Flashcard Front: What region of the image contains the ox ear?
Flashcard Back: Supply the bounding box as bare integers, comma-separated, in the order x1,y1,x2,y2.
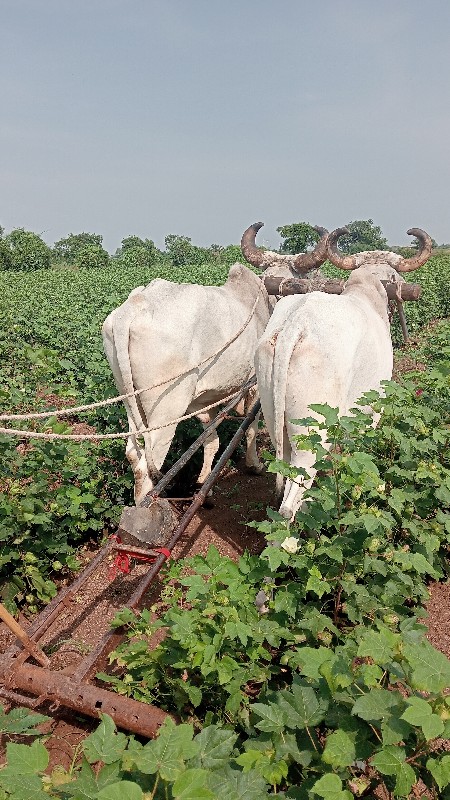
326,228,358,270
396,228,433,273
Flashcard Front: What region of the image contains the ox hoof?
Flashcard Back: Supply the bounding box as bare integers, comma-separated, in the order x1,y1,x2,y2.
245,463,265,476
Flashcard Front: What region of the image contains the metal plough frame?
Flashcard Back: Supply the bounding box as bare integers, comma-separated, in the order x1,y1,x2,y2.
0,381,261,738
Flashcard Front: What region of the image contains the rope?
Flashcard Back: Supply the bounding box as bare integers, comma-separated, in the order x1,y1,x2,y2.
0,291,263,422
0,386,253,442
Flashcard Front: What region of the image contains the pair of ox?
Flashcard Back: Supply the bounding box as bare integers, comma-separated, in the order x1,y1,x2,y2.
102,224,431,518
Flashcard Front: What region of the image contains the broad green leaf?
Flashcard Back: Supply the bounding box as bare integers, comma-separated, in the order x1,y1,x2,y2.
83,714,127,764
96,781,143,800
209,766,269,799
0,705,50,735
130,718,198,781
193,726,238,770
276,682,328,729
372,746,416,796
0,771,48,800
381,716,412,746
322,729,356,768
4,740,49,773
291,646,333,680
404,640,450,693
311,772,353,799
251,701,287,733
401,696,444,740
64,758,121,799
172,768,214,799
427,754,450,791
357,627,399,664
352,688,400,722
306,566,331,598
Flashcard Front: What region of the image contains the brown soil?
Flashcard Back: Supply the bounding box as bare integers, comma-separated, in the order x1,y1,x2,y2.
0,460,276,772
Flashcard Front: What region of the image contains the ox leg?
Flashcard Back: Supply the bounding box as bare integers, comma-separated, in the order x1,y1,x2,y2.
126,428,154,505
279,424,329,521
196,410,220,486
243,387,264,475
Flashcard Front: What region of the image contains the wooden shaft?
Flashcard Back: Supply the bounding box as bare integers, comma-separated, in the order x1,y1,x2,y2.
0,604,50,667
263,275,422,302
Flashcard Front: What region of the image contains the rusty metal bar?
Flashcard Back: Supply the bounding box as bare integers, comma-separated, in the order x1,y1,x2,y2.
263,275,422,302
0,539,115,666
139,376,256,508
1,663,170,738
71,398,262,682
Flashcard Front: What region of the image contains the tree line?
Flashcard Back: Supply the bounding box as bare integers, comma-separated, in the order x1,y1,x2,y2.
0,220,447,272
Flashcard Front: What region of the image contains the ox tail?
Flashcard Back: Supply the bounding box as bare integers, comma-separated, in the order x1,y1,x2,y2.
112,293,150,438
272,309,306,496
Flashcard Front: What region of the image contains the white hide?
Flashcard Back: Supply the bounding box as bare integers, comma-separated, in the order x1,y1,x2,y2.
255,263,399,520
102,264,270,504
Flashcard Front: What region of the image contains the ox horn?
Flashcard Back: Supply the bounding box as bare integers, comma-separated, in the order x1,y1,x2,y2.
396,228,433,273
326,227,358,270
241,222,329,274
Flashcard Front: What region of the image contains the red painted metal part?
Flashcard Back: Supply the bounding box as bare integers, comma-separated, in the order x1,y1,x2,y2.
0,394,261,738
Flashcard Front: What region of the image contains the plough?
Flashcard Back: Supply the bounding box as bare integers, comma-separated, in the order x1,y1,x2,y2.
0,380,260,738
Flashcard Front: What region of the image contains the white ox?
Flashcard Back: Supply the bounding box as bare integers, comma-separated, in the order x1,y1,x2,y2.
102,226,329,504
255,227,432,520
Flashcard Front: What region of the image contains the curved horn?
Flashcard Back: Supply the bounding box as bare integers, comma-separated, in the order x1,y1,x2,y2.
396,228,433,273
241,222,329,273
326,227,358,270
240,222,266,268
291,226,329,275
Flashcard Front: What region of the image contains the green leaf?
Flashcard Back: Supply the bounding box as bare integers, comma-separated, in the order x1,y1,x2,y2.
172,768,214,799
357,627,399,664
83,714,127,764
404,640,450,693
0,772,48,800
251,701,287,733
401,696,444,740
0,706,50,735
306,566,331,598
96,781,143,800
372,746,416,796
322,729,356,768
194,726,238,770
427,754,450,791
352,688,400,722
311,772,353,799
4,740,49,773
209,766,269,799
276,681,328,729
129,718,198,781
292,646,334,680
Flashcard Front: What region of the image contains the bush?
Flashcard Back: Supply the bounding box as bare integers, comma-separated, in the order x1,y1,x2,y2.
114,245,157,269
76,243,110,269
2,229,51,271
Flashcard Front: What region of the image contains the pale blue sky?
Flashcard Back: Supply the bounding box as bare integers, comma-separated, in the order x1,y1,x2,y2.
2,0,449,252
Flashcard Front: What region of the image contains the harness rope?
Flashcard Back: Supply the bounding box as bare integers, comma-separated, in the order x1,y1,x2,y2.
0,293,261,422
0,288,264,442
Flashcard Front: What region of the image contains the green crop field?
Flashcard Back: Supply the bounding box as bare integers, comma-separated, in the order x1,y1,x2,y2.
0,259,449,798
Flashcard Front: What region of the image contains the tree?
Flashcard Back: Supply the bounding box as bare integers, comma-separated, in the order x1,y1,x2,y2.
3,228,51,271
53,232,104,265
337,220,387,255
77,244,109,269
276,222,321,255
114,236,158,265
164,234,209,268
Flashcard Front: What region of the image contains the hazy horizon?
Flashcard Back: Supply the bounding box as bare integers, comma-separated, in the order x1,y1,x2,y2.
2,1,449,254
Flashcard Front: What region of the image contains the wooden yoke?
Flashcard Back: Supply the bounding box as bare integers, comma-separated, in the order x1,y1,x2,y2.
263,275,422,302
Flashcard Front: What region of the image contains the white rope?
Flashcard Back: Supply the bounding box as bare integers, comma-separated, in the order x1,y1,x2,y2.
0,291,263,422
0,387,254,442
